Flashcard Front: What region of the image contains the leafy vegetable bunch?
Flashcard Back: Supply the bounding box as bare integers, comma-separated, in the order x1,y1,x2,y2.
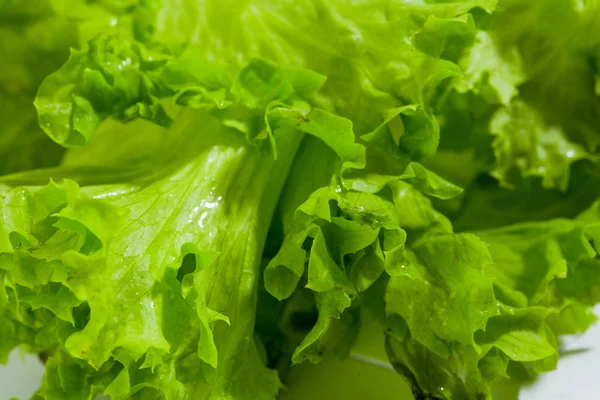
2,0,600,399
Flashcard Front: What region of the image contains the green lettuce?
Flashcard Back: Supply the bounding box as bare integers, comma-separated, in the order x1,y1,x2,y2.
0,1,76,174
2,1,600,400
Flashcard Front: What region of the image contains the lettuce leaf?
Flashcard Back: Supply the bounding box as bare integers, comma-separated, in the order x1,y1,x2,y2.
1,52,339,398
2,1,600,400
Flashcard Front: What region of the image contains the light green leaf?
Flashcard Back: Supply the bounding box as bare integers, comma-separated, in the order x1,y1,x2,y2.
291,290,353,364
475,219,596,306
386,233,497,356
475,305,556,362
489,100,588,190
454,30,526,105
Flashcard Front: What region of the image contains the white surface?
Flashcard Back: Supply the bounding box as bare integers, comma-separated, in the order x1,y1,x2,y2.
518,305,600,400
0,351,45,400
1,306,600,400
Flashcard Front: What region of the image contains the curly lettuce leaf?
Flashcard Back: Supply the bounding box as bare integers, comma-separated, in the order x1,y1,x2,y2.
384,210,600,399
386,234,498,357
4,1,600,400
434,0,600,193
2,55,338,400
